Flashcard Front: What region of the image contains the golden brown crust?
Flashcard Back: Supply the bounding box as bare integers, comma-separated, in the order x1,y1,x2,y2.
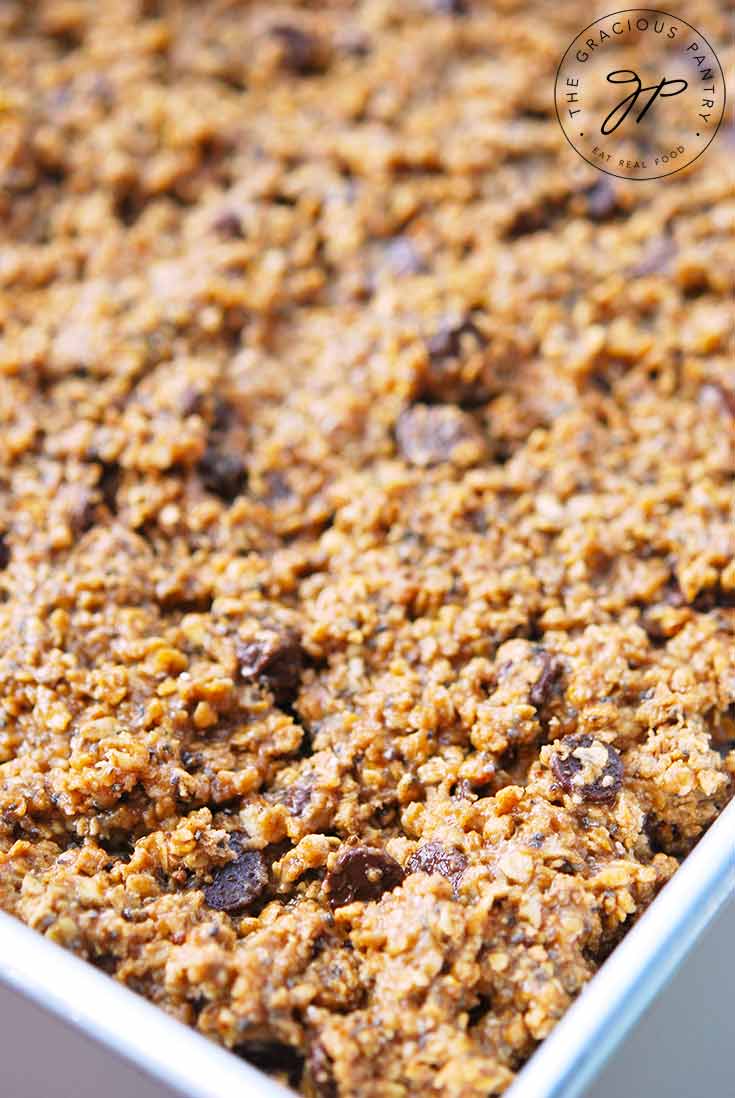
0,1,733,1095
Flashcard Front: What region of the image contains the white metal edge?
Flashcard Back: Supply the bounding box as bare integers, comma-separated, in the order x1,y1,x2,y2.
0,909,291,1098
507,798,735,1098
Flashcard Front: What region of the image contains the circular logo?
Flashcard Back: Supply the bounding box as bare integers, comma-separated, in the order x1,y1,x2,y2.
554,9,726,180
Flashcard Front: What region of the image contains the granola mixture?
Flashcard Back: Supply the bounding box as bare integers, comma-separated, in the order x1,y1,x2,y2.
0,2,733,1095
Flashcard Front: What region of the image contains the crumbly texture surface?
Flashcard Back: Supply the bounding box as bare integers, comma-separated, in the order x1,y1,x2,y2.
0,2,733,1095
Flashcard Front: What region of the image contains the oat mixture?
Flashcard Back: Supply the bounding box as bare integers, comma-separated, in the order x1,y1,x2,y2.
0,2,733,1095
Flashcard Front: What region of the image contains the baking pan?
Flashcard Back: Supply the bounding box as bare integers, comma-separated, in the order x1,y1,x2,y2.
1,799,733,1098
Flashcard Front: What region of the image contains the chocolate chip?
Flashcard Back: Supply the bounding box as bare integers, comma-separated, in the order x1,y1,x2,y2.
406,841,467,893
269,25,324,75
431,0,470,13
70,489,98,534
211,210,244,239
308,1041,337,1098
505,196,567,239
203,847,268,913
0,532,9,570
96,459,121,514
180,750,203,772
427,316,485,364
529,651,562,709
422,316,490,405
198,446,247,502
236,1042,304,1089
395,404,487,467
326,846,404,908
237,631,304,707
691,582,735,612
584,177,621,222
550,734,623,805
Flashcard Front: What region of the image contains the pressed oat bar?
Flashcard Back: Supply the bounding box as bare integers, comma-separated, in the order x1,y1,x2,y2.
0,2,733,1096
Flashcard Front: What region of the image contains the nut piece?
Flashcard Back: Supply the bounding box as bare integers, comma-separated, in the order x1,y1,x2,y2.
237,630,304,707
203,847,268,913
550,734,624,805
326,846,405,909
405,841,467,893
395,404,488,467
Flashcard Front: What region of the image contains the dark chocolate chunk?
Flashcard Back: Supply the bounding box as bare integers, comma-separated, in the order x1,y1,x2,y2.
70,489,98,534
97,459,121,514
406,841,467,893
550,734,623,805
584,177,621,222
0,532,9,570
203,848,268,913
431,0,470,13
395,404,487,467
237,630,304,707
505,196,567,239
308,1040,337,1098
198,446,247,502
427,316,485,364
326,846,405,908
269,25,324,75
691,582,735,612
422,315,490,405
529,651,562,709
236,1042,304,1089
211,210,244,239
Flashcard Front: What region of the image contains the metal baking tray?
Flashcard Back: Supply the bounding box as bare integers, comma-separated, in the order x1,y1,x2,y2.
1,799,733,1098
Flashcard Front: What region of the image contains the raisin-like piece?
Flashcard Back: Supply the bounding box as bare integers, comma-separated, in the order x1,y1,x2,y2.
395,404,487,467
198,446,247,502
550,734,623,804
326,846,404,908
406,841,467,893
237,631,304,708
0,532,9,570
203,847,268,913
529,651,562,709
